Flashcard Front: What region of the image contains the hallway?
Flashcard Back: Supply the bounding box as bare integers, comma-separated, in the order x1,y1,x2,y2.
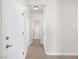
26,39,47,59
25,39,78,59
0,0,78,59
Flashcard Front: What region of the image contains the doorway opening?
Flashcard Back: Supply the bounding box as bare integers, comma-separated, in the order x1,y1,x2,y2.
27,5,46,47
26,5,46,59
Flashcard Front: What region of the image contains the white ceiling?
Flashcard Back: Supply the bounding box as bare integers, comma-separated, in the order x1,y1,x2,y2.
24,0,47,6
29,5,45,13
23,0,47,13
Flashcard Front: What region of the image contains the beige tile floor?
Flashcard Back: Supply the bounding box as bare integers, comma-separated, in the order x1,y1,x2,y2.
25,39,78,59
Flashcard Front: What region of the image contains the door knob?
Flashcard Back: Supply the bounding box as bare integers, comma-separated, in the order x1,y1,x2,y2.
6,44,13,48
22,32,24,35
22,12,24,16
6,36,9,40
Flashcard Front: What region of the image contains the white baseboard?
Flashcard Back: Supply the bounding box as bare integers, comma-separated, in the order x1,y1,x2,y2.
44,48,77,56
45,52,78,55
43,41,77,56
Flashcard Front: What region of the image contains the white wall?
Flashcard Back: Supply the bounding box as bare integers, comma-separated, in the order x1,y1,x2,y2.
44,0,78,55
58,0,78,55
0,0,2,57
45,0,78,55
26,0,78,55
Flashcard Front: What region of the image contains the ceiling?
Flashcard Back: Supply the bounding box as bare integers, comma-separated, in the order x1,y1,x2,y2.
24,0,48,7
29,5,45,13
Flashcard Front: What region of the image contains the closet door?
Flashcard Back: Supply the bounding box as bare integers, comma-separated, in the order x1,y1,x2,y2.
2,0,25,59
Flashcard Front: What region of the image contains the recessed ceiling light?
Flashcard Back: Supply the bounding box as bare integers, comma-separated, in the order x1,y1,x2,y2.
34,6,38,10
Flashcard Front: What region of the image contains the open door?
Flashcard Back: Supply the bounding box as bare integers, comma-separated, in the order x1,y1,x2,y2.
2,0,25,59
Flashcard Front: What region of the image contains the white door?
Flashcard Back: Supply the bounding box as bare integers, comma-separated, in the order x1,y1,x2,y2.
34,24,40,39
2,0,25,59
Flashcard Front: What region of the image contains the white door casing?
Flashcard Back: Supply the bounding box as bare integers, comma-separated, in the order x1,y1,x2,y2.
42,5,47,52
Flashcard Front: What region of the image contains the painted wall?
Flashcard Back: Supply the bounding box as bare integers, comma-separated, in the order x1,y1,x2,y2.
0,0,2,57
44,0,78,55
26,0,78,55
